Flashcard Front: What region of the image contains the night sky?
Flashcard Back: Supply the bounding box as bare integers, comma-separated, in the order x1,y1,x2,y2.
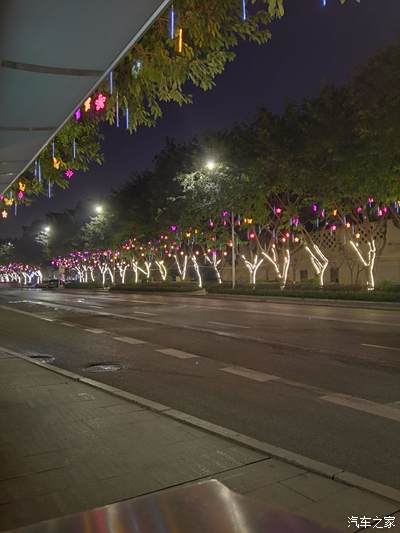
2,0,400,238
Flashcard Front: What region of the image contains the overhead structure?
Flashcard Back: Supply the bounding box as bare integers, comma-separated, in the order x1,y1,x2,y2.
0,0,170,194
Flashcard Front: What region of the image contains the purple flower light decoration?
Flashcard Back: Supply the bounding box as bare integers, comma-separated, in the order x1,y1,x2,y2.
75,109,81,121
65,169,74,179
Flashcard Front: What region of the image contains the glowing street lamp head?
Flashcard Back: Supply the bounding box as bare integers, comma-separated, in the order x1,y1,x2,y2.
44,226,51,234
205,160,216,171
95,205,103,214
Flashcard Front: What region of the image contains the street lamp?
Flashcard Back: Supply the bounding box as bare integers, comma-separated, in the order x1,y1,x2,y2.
205,160,216,171
44,226,51,234
204,158,236,289
94,205,103,214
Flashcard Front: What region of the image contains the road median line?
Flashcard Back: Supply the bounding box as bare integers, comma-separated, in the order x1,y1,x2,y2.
3,344,400,505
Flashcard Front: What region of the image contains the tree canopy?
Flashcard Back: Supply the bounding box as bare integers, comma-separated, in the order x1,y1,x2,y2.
1,0,361,215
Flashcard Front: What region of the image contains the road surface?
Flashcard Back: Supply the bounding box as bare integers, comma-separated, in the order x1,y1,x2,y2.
0,287,399,489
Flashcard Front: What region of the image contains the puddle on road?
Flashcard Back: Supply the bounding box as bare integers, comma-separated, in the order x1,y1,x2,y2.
28,354,56,363
85,363,122,373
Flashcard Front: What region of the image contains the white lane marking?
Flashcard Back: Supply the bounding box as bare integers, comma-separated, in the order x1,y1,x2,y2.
320,394,400,423
84,328,105,334
6,295,397,328
0,303,360,358
113,336,146,345
0,305,55,322
387,401,400,410
157,348,199,359
133,310,156,316
61,322,76,327
362,343,400,352
221,366,278,383
190,304,398,328
208,321,251,329
67,294,168,305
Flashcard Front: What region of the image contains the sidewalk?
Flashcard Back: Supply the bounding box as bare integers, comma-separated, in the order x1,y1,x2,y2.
0,350,398,532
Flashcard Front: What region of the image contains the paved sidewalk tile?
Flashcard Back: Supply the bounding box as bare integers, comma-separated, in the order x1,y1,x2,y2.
1,353,399,533
217,467,400,532
0,355,265,531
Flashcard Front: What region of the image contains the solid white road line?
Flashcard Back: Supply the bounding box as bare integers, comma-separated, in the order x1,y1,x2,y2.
221,366,278,383
113,336,146,345
156,348,199,359
208,320,251,329
320,394,400,423
61,322,76,327
84,328,105,334
361,343,400,352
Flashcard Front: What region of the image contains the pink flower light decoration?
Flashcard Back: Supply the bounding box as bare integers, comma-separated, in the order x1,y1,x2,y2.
94,93,107,111
65,169,74,179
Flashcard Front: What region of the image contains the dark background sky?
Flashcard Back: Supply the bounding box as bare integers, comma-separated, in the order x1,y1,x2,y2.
2,0,400,238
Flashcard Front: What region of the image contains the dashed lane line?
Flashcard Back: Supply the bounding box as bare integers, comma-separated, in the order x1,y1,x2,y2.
208,321,251,329
0,302,395,365
1,302,398,424
84,328,106,334
219,365,400,423
113,336,147,345
362,343,400,352
156,348,199,359
221,366,278,382
4,294,398,328
320,394,400,423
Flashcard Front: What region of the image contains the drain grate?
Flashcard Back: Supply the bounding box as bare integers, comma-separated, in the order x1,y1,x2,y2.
85,363,122,373
29,354,55,363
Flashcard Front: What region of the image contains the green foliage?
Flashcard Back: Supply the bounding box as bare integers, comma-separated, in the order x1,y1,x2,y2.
5,120,104,208
80,213,114,250
9,39,400,271
103,0,280,131
0,242,15,263
109,139,192,241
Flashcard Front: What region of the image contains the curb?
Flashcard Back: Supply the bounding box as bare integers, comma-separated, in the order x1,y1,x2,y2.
5,347,400,505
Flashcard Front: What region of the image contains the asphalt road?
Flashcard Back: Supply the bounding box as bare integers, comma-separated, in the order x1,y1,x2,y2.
0,287,399,489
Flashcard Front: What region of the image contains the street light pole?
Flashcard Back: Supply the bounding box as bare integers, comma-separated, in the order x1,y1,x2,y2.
231,210,236,289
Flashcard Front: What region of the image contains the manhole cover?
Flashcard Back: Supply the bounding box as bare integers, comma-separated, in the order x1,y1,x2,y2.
85,363,122,373
29,354,55,363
